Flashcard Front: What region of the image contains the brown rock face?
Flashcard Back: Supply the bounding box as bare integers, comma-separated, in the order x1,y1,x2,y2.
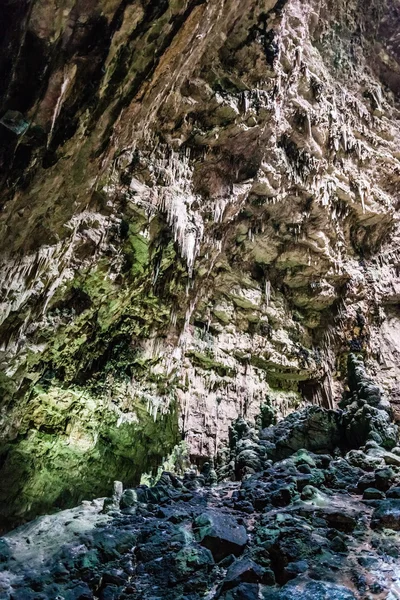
0,0,399,527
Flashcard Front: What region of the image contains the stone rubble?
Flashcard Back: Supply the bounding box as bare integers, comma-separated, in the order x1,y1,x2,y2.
1,355,400,599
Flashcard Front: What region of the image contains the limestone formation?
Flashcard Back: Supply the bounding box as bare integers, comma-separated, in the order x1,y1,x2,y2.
1,392,400,599
0,0,399,529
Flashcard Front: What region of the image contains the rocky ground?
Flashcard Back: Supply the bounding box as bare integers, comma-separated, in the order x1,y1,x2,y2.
1,355,400,599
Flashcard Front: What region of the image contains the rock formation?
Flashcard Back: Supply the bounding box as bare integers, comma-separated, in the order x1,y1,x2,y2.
1,368,400,599
0,0,399,528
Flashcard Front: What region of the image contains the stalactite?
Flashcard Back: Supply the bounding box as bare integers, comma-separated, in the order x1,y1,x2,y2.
265,279,271,306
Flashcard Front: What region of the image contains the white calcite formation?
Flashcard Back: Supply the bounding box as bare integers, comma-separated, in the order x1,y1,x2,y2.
0,0,399,525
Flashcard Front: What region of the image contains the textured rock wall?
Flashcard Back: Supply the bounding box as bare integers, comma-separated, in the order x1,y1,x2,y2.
0,0,399,527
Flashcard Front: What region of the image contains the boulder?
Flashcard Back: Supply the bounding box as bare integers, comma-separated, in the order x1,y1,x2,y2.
386,487,400,499
326,458,364,491
276,578,356,600
330,535,348,552
222,557,274,590
272,407,341,459
316,507,358,532
193,512,248,562
347,354,385,409
345,449,384,471
220,583,272,600
356,473,376,493
119,489,138,509
236,449,263,477
175,545,214,577
283,560,308,579
371,500,400,530
343,404,398,450
222,580,356,600
363,488,385,500
375,467,395,492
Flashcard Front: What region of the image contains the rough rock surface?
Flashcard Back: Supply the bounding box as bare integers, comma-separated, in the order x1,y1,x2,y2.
1,387,400,599
0,0,400,525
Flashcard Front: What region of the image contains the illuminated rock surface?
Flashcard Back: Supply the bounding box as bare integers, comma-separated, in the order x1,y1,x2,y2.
1,374,400,599
0,0,399,530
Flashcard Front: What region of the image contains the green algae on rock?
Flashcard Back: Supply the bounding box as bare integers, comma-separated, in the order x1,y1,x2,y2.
0,0,400,529
0,380,180,530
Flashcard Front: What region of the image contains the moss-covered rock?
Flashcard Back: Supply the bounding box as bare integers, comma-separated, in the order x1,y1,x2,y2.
0,379,180,529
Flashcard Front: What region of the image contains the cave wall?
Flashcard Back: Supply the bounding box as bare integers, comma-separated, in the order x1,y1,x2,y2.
0,0,399,527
